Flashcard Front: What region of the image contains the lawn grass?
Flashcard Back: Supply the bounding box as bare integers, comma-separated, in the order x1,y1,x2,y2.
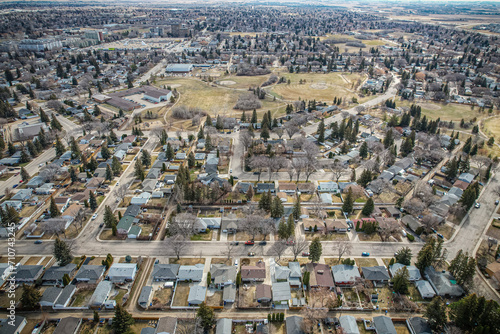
190,230,213,241
216,74,270,89
71,289,93,307
24,256,43,265
398,99,484,122
152,287,173,305
171,283,190,306
169,258,205,265
356,258,378,268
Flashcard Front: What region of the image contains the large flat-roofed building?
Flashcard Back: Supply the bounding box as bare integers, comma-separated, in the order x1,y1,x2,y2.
143,87,172,103
166,64,193,73
18,39,62,51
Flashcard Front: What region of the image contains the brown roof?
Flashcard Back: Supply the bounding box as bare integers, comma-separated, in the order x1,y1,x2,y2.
303,218,323,231
325,219,348,231
375,217,399,229
297,183,314,192
123,135,137,143
54,196,70,204
486,261,500,277
71,189,90,203
453,180,469,190
63,203,82,217
87,177,104,188
255,284,272,299
241,262,266,280
306,263,334,288
279,183,297,191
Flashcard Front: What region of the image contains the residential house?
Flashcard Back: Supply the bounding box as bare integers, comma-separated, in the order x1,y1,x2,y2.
124,204,142,218
116,216,136,235
0,263,13,282
272,281,291,308
42,264,77,286
187,285,206,305
325,219,348,233
406,317,432,334
151,264,180,282
241,261,266,282
0,316,27,334
373,316,396,334
385,207,401,219
318,181,339,193
138,286,153,309
339,315,360,334
272,264,291,283
89,280,113,308
197,217,221,230
285,316,304,334
130,192,151,205
389,264,421,282
53,285,77,309
216,318,233,334
223,284,236,304
320,193,333,204
14,265,44,284
255,284,272,303
107,263,137,283
361,266,390,286
75,265,106,284
458,172,474,184
237,182,252,194
177,264,204,282
11,189,32,201
53,317,81,334
40,287,63,307
297,183,314,194
331,265,361,287
26,176,45,188
156,317,178,334
279,183,297,194
255,183,276,194
210,264,236,288
288,262,302,288
303,218,323,233
402,215,422,234
305,263,334,289
424,266,464,297
415,280,436,299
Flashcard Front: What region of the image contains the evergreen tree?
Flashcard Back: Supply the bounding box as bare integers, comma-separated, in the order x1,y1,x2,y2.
111,156,122,176
19,149,30,163
361,198,374,216
259,191,272,211
205,134,213,151
251,109,258,123
383,128,394,148
392,266,410,294
205,114,213,126
196,302,215,331
449,294,500,332
357,169,372,187
260,126,270,141
395,247,412,266
50,114,62,131
216,115,223,130
134,159,145,181
112,304,134,334
359,141,368,159
342,188,354,213
70,136,80,159
317,119,325,143
20,167,30,182
309,237,322,262
7,142,15,156
197,126,204,140
0,134,5,151
69,167,77,183
20,284,41,310
100,144,111,160
416,238,447,271
26,140,38,157
50,196,61,217
424,296,447,331
53,238,72,266
448,250,476,291
55,136,65,157
62,273,71,286
188,152,195,168
39,108,49,123
241,111,247,122
292,196,301,220
103,205,117,228
277,220,289,240
93,310,100,323
445,157,458,180
166,143,174,160
105,165,113,181
89,191,98,211
271,196,284,218
141,149,151,167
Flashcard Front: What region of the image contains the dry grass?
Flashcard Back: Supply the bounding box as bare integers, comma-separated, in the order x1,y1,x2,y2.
0,287,23,307
305,233,349,241
324,258,342,266
24,256,43,265
211,258,232,266
240,258,264,266
21,319,40,334
398,99,484,122
70,288,94,307
437,224,455,240
152,287,173,305
77,321,97,334
356,258,378,268
279,257,309,266
206,290,223,307
271,323,286,334
87,257,106,265
358,233,383,242
172,283,190,306
238,285,258,308
169,258,205,265
234,231,269,241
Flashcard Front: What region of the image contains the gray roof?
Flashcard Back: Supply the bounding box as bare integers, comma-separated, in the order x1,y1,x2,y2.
178,263,204,281
141,328,156,334
331,265,361,284
272,281,291,302
407,317,432,334
216,318,233,334
211,264,236,285
424,266,464,297
152,264,180,281
75,265,105,282
187,285,206,304
42,264,76,282
124,204,142,217
223,284,236,302
389,264,421,281
156,317,177,334
285,316,304,334
288,262,301,278
339,315,360,334
274,265,291,281
373,316,396,334
15,265,43,280
138,286,153,307
41,287,62,305
415,280,436,298
53,317,81,334
90,280,112,307
362,266,390,281
54,285,76,307
0,316,26,334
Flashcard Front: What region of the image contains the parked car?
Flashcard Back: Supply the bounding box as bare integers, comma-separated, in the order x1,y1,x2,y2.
34,240,42,244
362,252,370,257
495,200,499,205
302,252,310,257
248,252,255,256
12,184,18,189
231,241,239,246
475,202,481,209
259,241,267,245
92,213,98,220
234,259,238,267
245,240,255,245
437,233,444,239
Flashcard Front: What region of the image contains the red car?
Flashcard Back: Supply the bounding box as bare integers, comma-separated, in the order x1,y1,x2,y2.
245,240,255,245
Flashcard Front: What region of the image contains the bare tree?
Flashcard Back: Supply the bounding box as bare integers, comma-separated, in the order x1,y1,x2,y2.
242,213,264,241
292,158,307,182
301,308,328,333
41,219,67,238
169,213,197,238
284,122,299,139
273,127,284,139
150,127,164,141
290,238,309,260
403,197,427,216
333,241,352,262
115,185,128,201
285,160,295,182
421,214,440,233
239,130,253,152
40,163,63,182
167,235,188,260
330,160,347,183
413,182,435,207
224,242,236,260
311,198,327,220
249,155,267,182
368,178,392,195
270,240,288,262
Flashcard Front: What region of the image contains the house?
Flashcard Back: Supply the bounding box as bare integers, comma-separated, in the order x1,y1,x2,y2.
361,266,390,286
54,285,77,308
40,287,63,307
187,285,206,305
26,176,45,188
255,284,272,303
175,152,186,160
130,192,151,205
402,215,422,233
0,315,27,334
406,317,432,334
255,183,275,193
128,225,142,239
42,264,77,286
124,204,142,218
320,193,333,204
0,263,13,281
138,286,153,309
156,317,178,334
273,264,291,283
373,316,396,334
339,315,360,334
223,284,236,304
325,219,348,233
177,264,204,282
151,264,180,281
288,262,302,287
297,183,315,193
305,263,334,289
272,281,291,308
146,168,161,179
331,265,361,287
458,172,474,184
75,265,106,284
303,218,323,232
210,264,236,288
279,183,297,194
89,281,113,308
53,317,81,334
285,316,304,334
164,175,177,185
197,217,221,230
424,266,464,297
318,181,339,193
385,206,401,219
11,189,32,201
116,216,135,235
15,265,44,283
107,263,137,283
1,201,22,211
389,264,421,281
237,182,252,194
216,318,233,334
221,219,238,234
241,261,266,282
415,280,436,299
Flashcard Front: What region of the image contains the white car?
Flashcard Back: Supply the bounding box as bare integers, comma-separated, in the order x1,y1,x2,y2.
92,213,98,220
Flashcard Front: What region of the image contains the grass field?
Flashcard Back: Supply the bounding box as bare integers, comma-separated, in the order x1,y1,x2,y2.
217,74,270,89
397,99,483,122
172,283,191,306
482,116,500,141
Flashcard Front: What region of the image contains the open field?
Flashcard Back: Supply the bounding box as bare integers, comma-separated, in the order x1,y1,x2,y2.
397,99,484,122
216,74,270,89
482,116,500,142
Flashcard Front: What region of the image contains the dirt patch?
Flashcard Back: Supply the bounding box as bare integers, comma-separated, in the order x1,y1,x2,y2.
152,287,173,306
206,290,223,307
310,83,328,90
238,284,258,308
219,80,236,86
172,283,190,307
419,102,442,110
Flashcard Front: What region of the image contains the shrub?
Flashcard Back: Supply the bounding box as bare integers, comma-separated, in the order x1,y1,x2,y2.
171,106,206,119
233,94,262,110
407,234,415,242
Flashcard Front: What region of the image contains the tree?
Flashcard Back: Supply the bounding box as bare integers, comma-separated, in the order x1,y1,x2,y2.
20,167,30,182
317,119,325,143
39,108,50,123
112,304,134,334
392,266,410,294
424,296,447,331
291,238,309,261
166,143,174,160
448,250,476,291
103,205,117,228
50,114,62,131
342,188,354,214
53,238,72,266
105,164,113,181
292,196,301,220
111,156,122,176
141,149,151,168
332,241,352,262
270,240,288,261
261,126,270,141
357,169,372,187
246,185,254,201
270,196,284,218
93,310,100,323
20,284,41,309
134,160,145,181
196,302,215,331
361,198,374,216
50,196,61,217
54,136,65,157
416,238,447,272
449,294,500,332
395,247,412,266
188,152,195,168
62,273,71,286
359,141,368,159
309,237,322,262
89,191,98,211
167,235,188,260
259,191,272,212
330,160,346,183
